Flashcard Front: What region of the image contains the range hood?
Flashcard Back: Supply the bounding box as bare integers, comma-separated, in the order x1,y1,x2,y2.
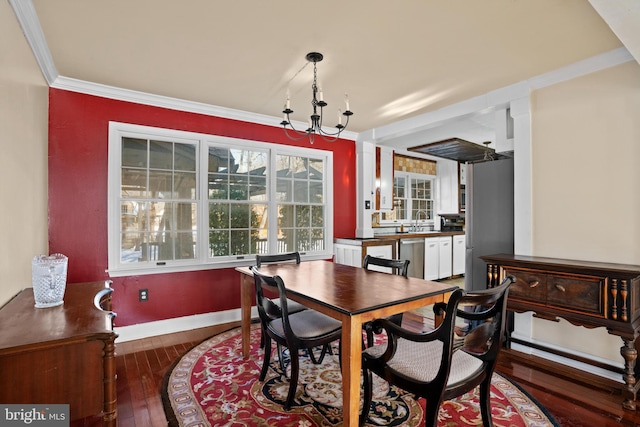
408,137,508,163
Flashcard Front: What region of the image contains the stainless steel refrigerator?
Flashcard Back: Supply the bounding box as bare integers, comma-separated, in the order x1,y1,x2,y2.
465,157,514,291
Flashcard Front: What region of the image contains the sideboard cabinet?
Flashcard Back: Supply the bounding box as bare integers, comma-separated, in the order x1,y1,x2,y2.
481,254,640,411
0,281,117,426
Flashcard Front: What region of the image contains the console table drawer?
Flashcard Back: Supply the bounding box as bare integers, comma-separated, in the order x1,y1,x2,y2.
546,274,604,316
505,268,546,303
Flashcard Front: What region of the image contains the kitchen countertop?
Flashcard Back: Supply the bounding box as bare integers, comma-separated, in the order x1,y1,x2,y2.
335,230,464,246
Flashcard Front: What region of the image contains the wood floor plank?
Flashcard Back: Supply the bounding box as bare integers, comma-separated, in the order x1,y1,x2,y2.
114,322,640,427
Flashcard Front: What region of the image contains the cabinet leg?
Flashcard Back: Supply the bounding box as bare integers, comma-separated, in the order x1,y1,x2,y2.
103,338,118,426
620,338,638,411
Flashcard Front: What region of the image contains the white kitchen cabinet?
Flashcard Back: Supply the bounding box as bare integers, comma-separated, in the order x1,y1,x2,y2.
334,243,363,267
452,234,466,276
436,159,459,214
438,236,453,279
425,235,455,280
424,237,440,280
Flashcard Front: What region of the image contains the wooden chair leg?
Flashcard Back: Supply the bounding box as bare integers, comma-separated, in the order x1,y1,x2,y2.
259,336,272,381
479,378,494,427
285,348,300,410
359,368,373,427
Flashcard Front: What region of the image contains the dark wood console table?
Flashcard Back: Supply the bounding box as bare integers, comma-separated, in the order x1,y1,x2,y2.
0,281,117,425
481,254,640,411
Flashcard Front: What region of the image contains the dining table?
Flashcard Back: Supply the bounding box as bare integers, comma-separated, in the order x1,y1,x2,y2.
235,259,457,427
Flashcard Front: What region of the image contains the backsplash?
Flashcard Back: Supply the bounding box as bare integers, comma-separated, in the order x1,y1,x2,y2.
394,154,437,175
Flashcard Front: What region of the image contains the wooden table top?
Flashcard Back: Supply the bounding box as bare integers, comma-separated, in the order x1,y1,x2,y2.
0,281,115,353
236,260,457,315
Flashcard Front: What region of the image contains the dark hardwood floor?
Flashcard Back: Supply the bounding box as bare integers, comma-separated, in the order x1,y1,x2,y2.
74,319,640,426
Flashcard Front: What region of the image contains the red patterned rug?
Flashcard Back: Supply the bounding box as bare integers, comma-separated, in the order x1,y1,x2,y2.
162,324,559,426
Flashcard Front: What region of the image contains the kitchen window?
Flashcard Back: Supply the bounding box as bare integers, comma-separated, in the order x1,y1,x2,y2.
108,122,333,276
381,172,434,223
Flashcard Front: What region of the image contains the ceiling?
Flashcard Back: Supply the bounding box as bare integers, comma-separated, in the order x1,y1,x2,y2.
18,1,639,149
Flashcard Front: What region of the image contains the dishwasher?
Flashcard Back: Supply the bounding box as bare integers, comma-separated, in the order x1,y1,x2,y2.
399,238,425,279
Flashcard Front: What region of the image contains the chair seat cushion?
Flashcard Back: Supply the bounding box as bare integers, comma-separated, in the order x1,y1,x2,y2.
364,338,483,386
269,309,341,339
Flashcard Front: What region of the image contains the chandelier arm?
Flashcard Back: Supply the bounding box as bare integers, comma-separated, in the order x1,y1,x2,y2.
283,126,314,141
314,113,350,137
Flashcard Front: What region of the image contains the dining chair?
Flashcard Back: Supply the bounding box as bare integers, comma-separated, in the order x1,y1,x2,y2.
362,254,410,347
252,267,342,410
360,275,514,427
255,253,307,316
255,252,308,369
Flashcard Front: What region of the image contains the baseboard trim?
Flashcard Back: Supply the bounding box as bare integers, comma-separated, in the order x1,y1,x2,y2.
114,307,258,343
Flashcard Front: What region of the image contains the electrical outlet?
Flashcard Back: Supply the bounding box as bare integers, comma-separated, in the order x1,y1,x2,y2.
139,288,148,302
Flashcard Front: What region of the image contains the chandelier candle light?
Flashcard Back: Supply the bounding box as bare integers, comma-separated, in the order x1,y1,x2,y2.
281,52,353,144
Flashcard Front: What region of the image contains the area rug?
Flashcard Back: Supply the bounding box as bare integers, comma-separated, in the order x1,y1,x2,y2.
162,324,559,426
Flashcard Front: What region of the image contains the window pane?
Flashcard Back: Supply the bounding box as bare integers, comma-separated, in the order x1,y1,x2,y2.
309,158,323,180
249,176,267,201
122,137,147,168
149,140,173,170
294,181,308,203
174,144,196,171
208,173,228,199
292,156,308,178
174,171,196,199
296,228,310,251
230,203,249,229
311,205,324,226
209,147,230,172
209,203,229,229
230,149,249,173
311,228,325,251
295,205,310,227
309,181,323,203
209,230,229,257
122,168,147,198
149,170,172,198
278,204,294,228
230,229,250,255
229,175,249,200
276,179,292,202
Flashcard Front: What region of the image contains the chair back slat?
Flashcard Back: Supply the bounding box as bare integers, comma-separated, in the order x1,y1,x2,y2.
256,252,300,267
363,254,410,277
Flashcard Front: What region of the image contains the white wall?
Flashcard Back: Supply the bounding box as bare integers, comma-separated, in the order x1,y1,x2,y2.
0,1,49,305
528,61,640,363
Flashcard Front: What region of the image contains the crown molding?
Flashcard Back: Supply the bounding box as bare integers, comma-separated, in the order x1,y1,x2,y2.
50,75,358,141
9,0,58,85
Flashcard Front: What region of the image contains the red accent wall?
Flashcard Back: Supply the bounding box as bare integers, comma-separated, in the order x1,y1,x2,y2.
48,88,356,326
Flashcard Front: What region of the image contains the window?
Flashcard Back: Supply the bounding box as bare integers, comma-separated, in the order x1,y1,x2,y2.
108,122,333,276
381,172,434,223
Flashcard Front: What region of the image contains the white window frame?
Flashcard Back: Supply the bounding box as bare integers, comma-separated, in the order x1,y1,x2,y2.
107,122,334,277
381,171,436,225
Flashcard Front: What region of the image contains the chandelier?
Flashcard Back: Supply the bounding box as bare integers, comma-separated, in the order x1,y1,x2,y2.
280,52,353,144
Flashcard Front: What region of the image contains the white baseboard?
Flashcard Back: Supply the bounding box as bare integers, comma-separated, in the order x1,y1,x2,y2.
114,307,258,343
510,339,624,383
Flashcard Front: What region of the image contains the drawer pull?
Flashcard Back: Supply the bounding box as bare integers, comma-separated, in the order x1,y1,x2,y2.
528,281,539,288
555,284,566,292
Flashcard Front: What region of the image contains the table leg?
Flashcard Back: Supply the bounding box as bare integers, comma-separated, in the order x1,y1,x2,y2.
341,316,363,427
621,337,639,410
240,274,253,357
